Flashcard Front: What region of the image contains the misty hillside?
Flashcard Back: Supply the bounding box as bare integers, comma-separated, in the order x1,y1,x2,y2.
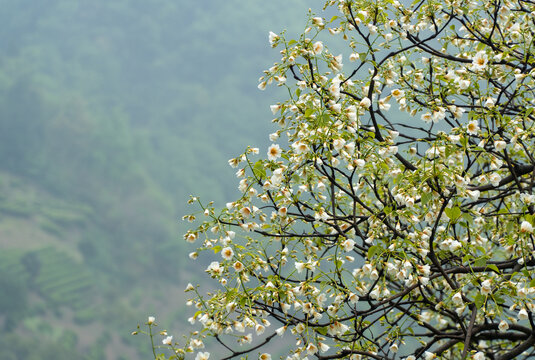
0,1,322,359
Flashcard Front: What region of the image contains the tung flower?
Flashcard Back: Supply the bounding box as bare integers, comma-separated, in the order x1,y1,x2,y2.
162,336,173,345
233,261,244,272
452,292,463,306
480,279,492,295
221,247,234,260
295,262,306,273
195,352,210,360
313,41,324,54
267,144,282,161
518,308,529,320
467,120,479,135
268,31,279,45
521,221,533,233
471,51,488,72
359,97,371,109
270,104,281,114
306,343,318,355
341,239,355,252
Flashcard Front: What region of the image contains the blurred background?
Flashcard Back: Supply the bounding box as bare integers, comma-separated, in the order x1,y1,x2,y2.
0,1,323,359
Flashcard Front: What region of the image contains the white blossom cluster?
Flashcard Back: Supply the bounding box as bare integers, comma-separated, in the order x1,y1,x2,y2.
147,0,535,359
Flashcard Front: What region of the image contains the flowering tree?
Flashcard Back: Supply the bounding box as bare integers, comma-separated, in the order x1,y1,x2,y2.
142,0,535,359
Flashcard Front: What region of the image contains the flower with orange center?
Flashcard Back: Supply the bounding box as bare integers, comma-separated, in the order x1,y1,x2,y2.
267,144,282,161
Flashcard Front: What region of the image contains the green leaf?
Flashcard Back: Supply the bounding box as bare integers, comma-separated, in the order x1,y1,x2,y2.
212,245,222,254
487,264,500,274
445,207,461,221
304,108,314,117
421,192,432,205
329,15,338,22
474,257,486,267
474,293,486,308
462,213,474,224
530,278,535,288
288,39,297,46
368,245,382,259
316,327,328,336
253,160,266,179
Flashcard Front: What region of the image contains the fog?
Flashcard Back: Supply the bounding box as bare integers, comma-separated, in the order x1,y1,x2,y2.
0,1,322,359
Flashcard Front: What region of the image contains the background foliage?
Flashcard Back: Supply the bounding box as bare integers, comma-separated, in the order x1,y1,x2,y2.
0,1,322,358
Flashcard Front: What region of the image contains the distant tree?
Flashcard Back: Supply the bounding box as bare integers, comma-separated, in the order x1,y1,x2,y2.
143,0,535,359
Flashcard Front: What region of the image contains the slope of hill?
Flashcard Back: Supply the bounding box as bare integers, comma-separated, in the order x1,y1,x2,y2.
0,1,323,358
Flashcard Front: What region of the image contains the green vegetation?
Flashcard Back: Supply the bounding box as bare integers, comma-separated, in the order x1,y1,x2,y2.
0,0,321,358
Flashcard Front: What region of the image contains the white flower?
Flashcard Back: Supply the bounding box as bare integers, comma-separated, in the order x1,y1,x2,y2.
185,283,195,292
466,189,480,200
359,97,371,109
379,99,391,111
270,104,281,114
480,280,492,295
329,81,341,100
494,140,506,151
457,78,470,90
267,144,282,161
312,17,324,27
489,173,501,187
331,103,342,113
221,247,234,260
313,41,324,54
473,352,485,360
292,141,310,155
421,112,432,123
206,261,222,276
306,343,318,355
275,326,286,336
518,308,529,320
485,97,496,108
295,262,306,273
260,354,272,360
467,120,479,135
147,316,155,325
331,54,343,72
258,81,267,90
424,351,436,360
498,320,509,332
521,221,533,233
162,336,173,345
341,239,355,252
233,261,244,272
196,351,210,360
471,51,489,72
318,342,330,352
190,338,204,349
391,89,404,98
333,138,346,151
255,324,265,335
521,193,535,205
452,292,463,306
268,31,279,45
389,343,399,353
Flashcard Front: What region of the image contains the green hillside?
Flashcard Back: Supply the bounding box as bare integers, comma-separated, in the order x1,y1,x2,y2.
0,1,322,358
